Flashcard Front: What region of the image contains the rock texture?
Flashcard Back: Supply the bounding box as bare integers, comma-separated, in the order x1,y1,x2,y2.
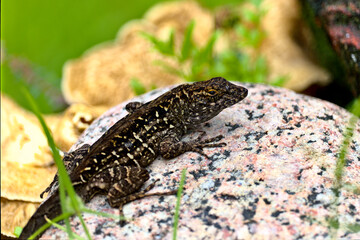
42,83,360,239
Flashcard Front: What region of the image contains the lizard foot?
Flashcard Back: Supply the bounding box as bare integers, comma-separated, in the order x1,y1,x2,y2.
160,131,226,159
190,132,226,158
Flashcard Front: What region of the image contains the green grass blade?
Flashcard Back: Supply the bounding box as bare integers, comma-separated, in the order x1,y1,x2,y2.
20,84,84,238
45,217,85,240
173,168,187,240
334,115,357,188
77,213,92,240
20,84,75,238
153,60,184,77
61,185,74,239
270,76,287,87
348,97,360,117
28,212,74,239
14,227,23,238
180,21,195,62
20,85,76,196
190,31,219,80
168,30,175,56
141,31,175,56
342,183,360,195
82,207,125,221
130,78,147,95
329,113,358,237
194,31,218,66
346,223,360,233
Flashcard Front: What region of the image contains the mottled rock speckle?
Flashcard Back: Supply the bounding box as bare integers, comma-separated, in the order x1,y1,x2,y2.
42,83,360,240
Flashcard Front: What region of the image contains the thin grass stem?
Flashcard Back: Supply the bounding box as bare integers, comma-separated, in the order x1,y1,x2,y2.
173,168,187,240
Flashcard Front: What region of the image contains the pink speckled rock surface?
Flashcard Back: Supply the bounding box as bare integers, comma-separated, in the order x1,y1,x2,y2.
42,83,360,239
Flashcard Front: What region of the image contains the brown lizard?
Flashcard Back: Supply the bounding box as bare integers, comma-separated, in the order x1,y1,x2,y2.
19,77,248,239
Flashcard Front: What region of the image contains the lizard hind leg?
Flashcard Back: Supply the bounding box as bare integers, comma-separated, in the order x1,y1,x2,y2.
82,165,150,202
107,179,177,226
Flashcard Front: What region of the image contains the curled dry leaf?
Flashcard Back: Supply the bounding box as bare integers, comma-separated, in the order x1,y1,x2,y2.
53,103,107,151
62,1,213,107
1,95,58,202
1,94,54,167
1,160,57,202
62,0,331,109
1,198,39,237
0,98,104,236
261,0,330,90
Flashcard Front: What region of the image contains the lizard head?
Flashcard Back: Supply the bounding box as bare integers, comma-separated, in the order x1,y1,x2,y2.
184,77,248,125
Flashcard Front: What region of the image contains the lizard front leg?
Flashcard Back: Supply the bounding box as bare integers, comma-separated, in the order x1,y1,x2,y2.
125,101,143,113
40,144,91,198
159,131,226,159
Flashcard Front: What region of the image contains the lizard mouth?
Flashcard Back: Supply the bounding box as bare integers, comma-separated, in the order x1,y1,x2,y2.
239,87,248,99
225,86,248,106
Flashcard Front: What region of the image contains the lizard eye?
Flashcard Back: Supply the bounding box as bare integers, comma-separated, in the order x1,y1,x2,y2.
207,89,217,95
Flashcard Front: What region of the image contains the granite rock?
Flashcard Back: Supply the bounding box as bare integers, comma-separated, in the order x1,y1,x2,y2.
42,83,360,239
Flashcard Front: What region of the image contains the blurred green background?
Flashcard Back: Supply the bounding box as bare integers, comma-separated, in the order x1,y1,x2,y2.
1,0,238,113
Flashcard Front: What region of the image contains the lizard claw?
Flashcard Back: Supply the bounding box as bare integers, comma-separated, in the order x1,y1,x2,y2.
192,134,226,158
118,205,127,227
200,134,224,144
194,131,207,141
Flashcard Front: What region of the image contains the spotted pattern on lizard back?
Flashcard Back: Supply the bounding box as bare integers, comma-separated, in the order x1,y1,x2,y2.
68,77,248,186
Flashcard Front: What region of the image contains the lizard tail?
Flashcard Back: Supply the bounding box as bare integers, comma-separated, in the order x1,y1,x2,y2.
19,192,61,239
